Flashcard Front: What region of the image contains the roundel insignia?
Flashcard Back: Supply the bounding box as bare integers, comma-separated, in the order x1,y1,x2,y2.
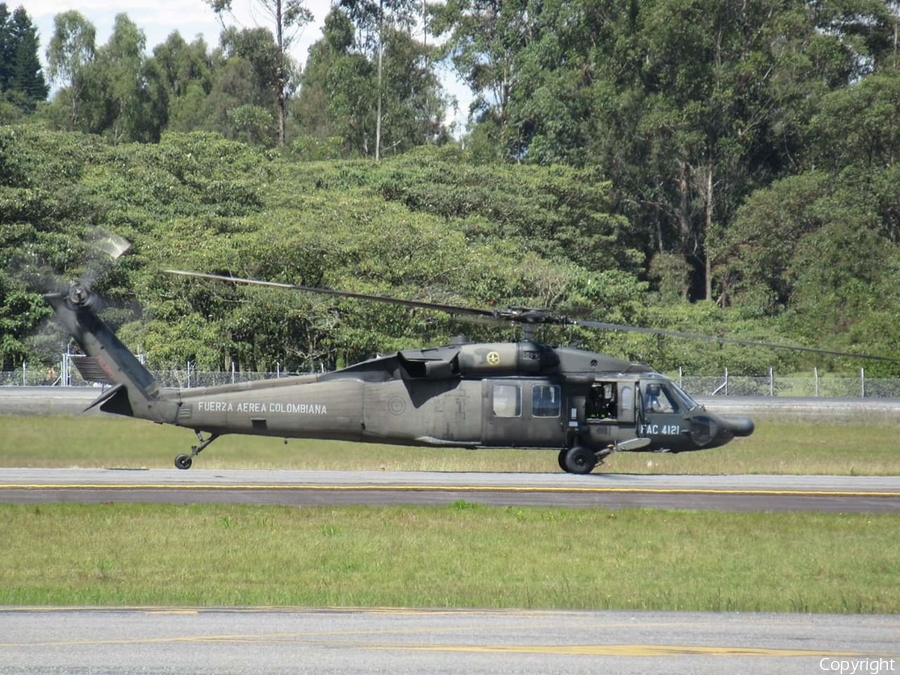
388,396,407,415
486,351,501,366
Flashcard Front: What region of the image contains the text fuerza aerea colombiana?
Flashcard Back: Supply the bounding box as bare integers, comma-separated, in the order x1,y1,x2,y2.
196,401,327,414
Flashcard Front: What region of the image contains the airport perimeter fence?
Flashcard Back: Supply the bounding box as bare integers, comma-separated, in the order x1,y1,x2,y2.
2,360,900,398
0,360,299,390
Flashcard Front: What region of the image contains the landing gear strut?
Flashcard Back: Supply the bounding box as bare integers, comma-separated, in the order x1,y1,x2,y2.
174,430,220,470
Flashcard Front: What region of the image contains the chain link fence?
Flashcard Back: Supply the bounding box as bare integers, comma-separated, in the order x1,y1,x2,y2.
3,361,900,398
0,360,300,389
672,367,900,398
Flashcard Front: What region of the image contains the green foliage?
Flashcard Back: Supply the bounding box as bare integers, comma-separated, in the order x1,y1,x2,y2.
809,69,900,172
355,145,639,275
633,303,806,375
294,8,449,158
227,104,276,147
722,171,834,313
0,126,648,371
8,0,900,378
649,253,691,302
289,135,344,161
433,0,899,315
0,5,48,111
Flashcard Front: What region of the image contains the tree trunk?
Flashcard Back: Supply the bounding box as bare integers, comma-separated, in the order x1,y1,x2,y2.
275,0,286,147
676,160,691,299
705,166,713,302
375,0,383,161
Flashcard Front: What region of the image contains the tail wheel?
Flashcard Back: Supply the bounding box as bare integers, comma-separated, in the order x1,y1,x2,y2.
562,446,596,475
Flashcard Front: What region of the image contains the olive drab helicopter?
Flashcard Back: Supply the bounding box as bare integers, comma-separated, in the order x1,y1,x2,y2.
43,269,898,474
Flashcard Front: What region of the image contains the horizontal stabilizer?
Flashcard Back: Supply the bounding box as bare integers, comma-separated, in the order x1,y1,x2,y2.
72,355,112,384
84,383,134,417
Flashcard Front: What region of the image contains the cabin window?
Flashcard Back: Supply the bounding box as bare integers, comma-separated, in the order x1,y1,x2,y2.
493,384,522,418
532,385,561,418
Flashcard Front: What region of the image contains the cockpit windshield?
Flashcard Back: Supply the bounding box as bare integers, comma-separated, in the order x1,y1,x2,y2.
668,381,699,412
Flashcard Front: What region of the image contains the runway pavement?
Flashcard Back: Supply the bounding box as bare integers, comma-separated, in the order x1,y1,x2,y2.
2,468,899,512
0,607,897,674
3,389,899,511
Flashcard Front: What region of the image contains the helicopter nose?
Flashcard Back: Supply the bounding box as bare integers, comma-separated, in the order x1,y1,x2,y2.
721,416,755,437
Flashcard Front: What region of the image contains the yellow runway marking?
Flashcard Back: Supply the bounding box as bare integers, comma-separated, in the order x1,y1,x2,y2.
0,626,497,649
2,484,899,498
0,605,576,626
0,634,880,658
366,643,873,658
145,610,199,616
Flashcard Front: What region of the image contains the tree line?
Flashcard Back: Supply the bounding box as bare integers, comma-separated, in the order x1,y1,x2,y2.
1,0,898,374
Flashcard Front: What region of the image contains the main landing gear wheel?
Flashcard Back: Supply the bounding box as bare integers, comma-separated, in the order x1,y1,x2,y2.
174,431,220,470
557,448,568,472
562,446,596,475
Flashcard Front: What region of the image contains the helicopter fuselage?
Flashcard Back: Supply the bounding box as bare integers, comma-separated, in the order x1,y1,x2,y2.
163,343,753,456
46,283,753,473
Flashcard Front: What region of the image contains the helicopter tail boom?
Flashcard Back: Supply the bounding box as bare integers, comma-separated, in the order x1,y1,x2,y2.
45,284,176,424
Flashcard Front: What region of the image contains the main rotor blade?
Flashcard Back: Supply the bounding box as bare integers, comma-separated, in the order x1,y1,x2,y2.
570,318,900,363
164,270,501,320
165,270,898,362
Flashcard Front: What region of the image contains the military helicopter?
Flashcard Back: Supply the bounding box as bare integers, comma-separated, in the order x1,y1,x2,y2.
43,269,896,474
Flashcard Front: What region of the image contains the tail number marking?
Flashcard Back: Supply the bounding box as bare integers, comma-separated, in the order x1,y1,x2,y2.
640,424,681,435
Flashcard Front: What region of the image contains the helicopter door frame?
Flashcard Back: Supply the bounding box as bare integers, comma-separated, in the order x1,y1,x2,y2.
585,380,636,425
639,380,687,439
482,379,566,448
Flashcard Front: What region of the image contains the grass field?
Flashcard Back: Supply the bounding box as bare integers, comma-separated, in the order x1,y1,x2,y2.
0,502,896,612
0,414,897,474
3,415,897,614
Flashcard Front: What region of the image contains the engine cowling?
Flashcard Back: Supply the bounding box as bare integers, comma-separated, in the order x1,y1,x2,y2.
457,341,553,375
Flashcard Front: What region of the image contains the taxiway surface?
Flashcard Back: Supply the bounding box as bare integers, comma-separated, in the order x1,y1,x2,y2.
0,607,897,675
1,468,899,512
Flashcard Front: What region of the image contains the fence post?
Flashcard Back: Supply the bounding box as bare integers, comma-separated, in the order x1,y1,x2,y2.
769,367,774,397
22,361,26,386
861,368,865,398
724,367,728,396
277,363,280,379
231,361,236,384
814,367,819,397
678,367,682,388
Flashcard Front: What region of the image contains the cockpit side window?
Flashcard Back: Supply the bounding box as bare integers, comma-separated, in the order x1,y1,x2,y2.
644,382,678,414
669,382,699,412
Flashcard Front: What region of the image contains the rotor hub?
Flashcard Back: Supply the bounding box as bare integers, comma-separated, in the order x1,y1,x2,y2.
66,283,96,311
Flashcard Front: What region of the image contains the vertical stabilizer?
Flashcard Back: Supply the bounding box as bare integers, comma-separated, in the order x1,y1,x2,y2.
45,284,174,422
